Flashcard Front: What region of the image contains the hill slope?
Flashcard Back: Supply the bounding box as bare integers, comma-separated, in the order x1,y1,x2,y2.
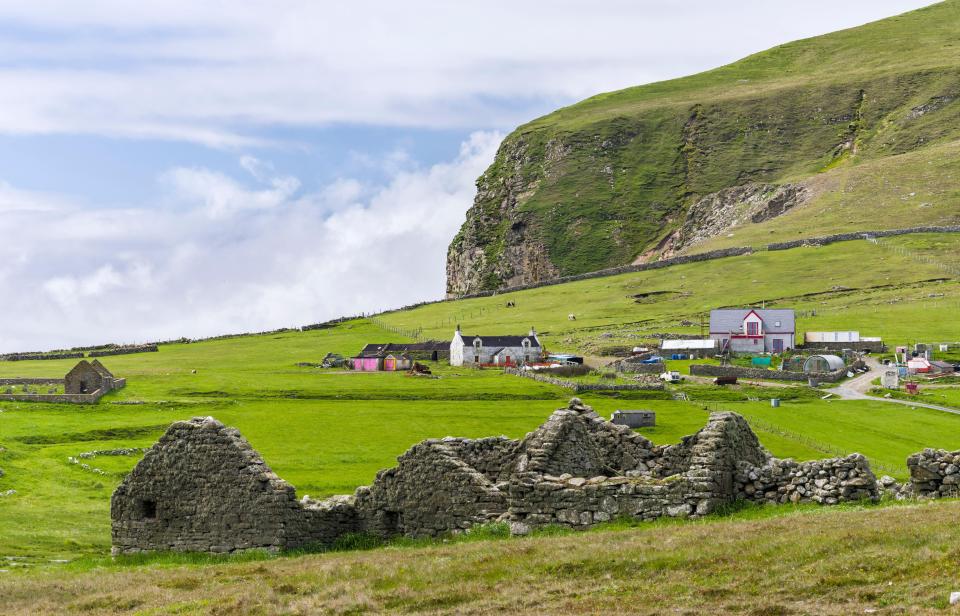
446,0,960,294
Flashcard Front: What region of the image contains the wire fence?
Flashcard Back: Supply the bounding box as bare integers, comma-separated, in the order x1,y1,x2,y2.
865,235,960,278
367,316,424,341
691,400,902,476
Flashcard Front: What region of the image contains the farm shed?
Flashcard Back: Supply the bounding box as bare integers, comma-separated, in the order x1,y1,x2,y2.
929,360,955,375
907,357,932,374
352,356,381,372
805,331,860,343
803,355,845,373
660,339,717,358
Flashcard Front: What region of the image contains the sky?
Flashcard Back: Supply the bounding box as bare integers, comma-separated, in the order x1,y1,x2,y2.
0,0,938,352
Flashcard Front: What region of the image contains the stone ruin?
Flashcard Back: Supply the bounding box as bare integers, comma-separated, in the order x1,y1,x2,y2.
112,399,896,554
906,449,960,498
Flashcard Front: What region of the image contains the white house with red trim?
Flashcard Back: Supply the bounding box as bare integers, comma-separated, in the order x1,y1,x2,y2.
709,309,796,354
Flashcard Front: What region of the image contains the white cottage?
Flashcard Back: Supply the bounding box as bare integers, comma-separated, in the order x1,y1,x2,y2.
709,309,796,354
450,326,542,367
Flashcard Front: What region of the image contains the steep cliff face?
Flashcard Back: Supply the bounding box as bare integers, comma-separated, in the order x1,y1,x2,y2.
445,1,960,295
446,138,561,295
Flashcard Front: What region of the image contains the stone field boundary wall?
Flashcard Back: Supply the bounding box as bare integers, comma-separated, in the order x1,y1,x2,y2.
906,449,960,498
800,341,886,353
0,379,126,405
690,364,848,383
439,225,960,302
114,399,960,556
766,225,960,251
505,368,665,392
0,378,65,386
89,345,158,358
450,246,755,300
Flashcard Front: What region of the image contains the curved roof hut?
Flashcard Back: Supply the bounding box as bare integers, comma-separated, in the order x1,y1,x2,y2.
803,354,845,374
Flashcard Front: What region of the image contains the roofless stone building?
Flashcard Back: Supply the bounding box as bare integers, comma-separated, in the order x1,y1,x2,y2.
112,399,887,555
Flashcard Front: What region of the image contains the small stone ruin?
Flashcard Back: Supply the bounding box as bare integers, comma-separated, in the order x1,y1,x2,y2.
906,449,960,498
112,398,899,554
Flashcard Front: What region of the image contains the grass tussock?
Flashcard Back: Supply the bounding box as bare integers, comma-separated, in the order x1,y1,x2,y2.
2,501,959,614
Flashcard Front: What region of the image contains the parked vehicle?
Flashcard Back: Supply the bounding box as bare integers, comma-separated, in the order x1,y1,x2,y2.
660,371,682,383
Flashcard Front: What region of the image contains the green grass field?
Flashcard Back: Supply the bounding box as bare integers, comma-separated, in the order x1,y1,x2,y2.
451,0,960,290
3,238,960,567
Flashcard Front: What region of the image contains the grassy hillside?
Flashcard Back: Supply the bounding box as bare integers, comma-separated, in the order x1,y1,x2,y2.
2,501,960,614
3,236,960,568
447,1,960,293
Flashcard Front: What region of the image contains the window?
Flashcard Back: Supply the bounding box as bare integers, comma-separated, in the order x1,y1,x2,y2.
746,322,759,336
140,499,157,520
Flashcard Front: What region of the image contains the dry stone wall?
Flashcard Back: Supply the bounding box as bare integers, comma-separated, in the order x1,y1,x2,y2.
690,364,848,383
113,400,902,555
505,368,664,392
111,417,353,554
906,449,960,498
355,438,511,538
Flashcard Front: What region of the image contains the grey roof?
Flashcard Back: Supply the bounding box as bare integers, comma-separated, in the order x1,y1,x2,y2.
709,309,795,334
360,341,448,356
463,335,540,348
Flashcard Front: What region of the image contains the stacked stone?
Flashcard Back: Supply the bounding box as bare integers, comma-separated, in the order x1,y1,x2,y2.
354,438,510,538
112,401,891,555
510,399,657,478
442,436,519,483
735,454,878,505
297,495,360,546
907,449,960,497
111,417,322,555
608,358,665,374
506,368,664,392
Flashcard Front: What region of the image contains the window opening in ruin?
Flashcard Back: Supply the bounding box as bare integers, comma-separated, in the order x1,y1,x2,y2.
431,351,438,361
141,499,157,520
384,510,400,533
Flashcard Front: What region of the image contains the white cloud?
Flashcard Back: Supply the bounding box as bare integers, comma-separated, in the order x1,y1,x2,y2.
0,131,502,352
0,1,935,145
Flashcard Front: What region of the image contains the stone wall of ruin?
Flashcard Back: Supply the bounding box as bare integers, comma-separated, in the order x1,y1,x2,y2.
114,399,956,555
355,438,510,538
111,417,338,554
906,448,960,498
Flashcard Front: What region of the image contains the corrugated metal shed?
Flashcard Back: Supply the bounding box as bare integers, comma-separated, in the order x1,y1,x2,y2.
661,339,718,350
804,331,860,343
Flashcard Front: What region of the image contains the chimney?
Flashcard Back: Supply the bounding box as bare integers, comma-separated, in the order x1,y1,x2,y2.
529,326,537,338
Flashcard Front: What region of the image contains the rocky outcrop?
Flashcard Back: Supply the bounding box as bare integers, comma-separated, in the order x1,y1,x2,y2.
444,2,960,294
446,138,560,296
656,183,809,257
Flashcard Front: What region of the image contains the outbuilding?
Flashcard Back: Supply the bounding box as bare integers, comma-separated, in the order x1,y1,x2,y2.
803,354,845,373
907,357,932,374
660,339,717,359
